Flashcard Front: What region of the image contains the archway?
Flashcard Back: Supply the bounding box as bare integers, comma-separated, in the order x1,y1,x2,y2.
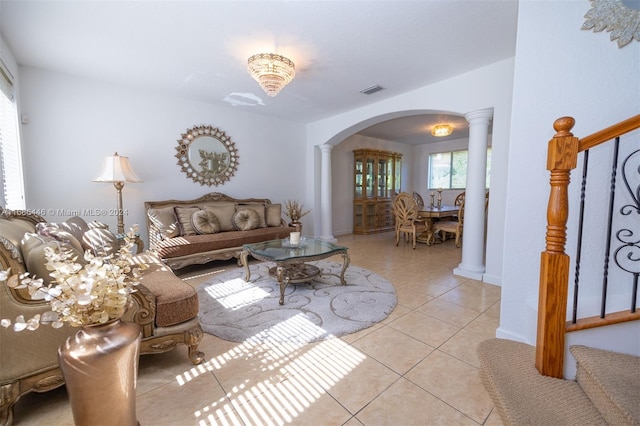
311,108,493,280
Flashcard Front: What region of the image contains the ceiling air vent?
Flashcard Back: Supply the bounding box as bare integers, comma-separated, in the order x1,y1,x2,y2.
360,85,384,95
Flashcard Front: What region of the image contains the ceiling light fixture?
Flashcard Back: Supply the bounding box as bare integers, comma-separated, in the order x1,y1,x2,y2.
432,124,453,137
247,53,295,97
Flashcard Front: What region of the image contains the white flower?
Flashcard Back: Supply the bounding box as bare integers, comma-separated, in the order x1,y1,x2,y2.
0,269,11,281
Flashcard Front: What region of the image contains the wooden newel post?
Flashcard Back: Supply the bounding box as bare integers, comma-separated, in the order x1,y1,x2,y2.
536,117,579,378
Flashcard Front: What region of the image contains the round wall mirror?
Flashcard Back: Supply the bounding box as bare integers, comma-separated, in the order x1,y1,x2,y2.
175,125,239,186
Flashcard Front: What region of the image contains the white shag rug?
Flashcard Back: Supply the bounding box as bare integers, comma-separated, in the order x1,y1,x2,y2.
197,260,397,344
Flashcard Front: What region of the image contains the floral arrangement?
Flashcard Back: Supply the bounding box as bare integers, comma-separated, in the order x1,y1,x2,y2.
284,200,311,223
0,227,144,331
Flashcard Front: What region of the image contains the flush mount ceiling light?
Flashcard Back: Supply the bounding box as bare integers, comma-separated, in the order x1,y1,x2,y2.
432,124,453,137
247,53,295,97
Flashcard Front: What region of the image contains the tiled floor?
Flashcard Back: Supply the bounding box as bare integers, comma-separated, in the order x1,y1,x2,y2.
12,232,504,425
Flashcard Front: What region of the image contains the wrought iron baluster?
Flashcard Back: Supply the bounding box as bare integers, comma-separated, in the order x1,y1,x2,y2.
601,137,620,318
613,147,640,314
573,150,589,324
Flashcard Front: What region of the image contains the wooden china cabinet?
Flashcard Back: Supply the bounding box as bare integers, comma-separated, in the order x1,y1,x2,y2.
353,149,402,234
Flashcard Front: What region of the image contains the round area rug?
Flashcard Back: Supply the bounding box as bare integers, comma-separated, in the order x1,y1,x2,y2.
197,260,397,344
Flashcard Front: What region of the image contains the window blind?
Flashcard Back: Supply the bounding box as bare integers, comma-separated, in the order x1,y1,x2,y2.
0,63,26,210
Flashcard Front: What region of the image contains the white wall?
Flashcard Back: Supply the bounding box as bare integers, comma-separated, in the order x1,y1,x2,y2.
499,1,640,377
306,58,515,286
18,67,307,243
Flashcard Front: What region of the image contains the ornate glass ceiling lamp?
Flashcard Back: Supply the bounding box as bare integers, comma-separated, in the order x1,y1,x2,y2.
432,124,453,137
247,53,295,97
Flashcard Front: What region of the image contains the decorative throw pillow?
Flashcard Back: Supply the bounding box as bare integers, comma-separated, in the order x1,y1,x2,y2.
35,222,59,237
148,207,180,239
49,229,84,254
173,206,201,236
59,216,91,243
36,218,87,254
82,228,119,257
265,203,282,227
21,233,56,286
191,209,220,234
21,233,85,287
232,209,260,231
236,204,267,228
89,220,109,230
204,204,236,232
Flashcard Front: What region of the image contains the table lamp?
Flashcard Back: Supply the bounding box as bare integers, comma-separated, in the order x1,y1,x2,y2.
93,152,142,234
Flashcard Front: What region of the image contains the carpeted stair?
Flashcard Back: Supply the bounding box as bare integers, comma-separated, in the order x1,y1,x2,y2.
477,338,640,426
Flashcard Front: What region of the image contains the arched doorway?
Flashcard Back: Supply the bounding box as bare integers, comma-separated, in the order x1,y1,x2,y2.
312,108,493,280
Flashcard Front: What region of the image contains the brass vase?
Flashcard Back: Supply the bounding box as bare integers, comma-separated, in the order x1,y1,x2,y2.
58,319,142,426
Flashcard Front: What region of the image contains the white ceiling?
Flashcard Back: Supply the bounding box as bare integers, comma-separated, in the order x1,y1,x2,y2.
0,0,517,145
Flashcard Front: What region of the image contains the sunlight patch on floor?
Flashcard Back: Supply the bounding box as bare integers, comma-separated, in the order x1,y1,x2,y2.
203,278,270,310
192,334,366,425
245,313,331,344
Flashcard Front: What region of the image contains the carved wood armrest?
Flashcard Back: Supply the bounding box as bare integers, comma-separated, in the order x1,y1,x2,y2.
122,284,156,338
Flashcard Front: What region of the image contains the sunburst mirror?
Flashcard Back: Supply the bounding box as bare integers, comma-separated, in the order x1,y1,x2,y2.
175,125,239,186
582,0,640,48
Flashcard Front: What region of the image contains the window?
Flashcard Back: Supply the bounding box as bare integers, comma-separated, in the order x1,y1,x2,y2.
428,148,491,190
0,61,25,209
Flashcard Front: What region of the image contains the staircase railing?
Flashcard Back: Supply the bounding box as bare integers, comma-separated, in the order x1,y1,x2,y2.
536,114,640,378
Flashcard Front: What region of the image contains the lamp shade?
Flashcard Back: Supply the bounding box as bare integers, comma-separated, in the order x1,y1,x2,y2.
93,152,142,183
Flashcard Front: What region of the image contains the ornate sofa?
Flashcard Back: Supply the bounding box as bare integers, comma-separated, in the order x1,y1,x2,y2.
145,192,290,270
0,209,204,426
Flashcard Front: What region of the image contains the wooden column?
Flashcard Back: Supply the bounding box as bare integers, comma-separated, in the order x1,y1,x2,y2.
536,117,579,378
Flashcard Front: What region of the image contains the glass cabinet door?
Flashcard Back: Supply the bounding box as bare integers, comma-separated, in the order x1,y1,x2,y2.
385,157,394,198
365,158,375,198
394,155,402,194
354,158,363,198
354,203,364,228
377,157,388,198
366,203,376,228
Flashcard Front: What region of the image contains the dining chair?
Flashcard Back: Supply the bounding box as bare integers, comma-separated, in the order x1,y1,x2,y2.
393,192,427,249
432,198,464,247
412,191,425,209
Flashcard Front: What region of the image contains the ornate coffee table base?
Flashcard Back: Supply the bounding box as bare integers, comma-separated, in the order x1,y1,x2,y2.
271,263,320,305
241,249,350,305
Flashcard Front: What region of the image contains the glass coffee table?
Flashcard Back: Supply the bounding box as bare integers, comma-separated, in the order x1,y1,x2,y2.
240,237,350,305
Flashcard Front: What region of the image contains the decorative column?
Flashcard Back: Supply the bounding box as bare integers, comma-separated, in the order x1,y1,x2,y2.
319,144,336,241
454,108,493,280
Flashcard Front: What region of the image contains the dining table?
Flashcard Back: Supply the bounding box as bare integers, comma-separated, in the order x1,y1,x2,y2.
416,204,459,245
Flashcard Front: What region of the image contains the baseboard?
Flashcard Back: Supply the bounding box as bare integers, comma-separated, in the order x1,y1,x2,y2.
495,327,529,343
482,273,502,286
